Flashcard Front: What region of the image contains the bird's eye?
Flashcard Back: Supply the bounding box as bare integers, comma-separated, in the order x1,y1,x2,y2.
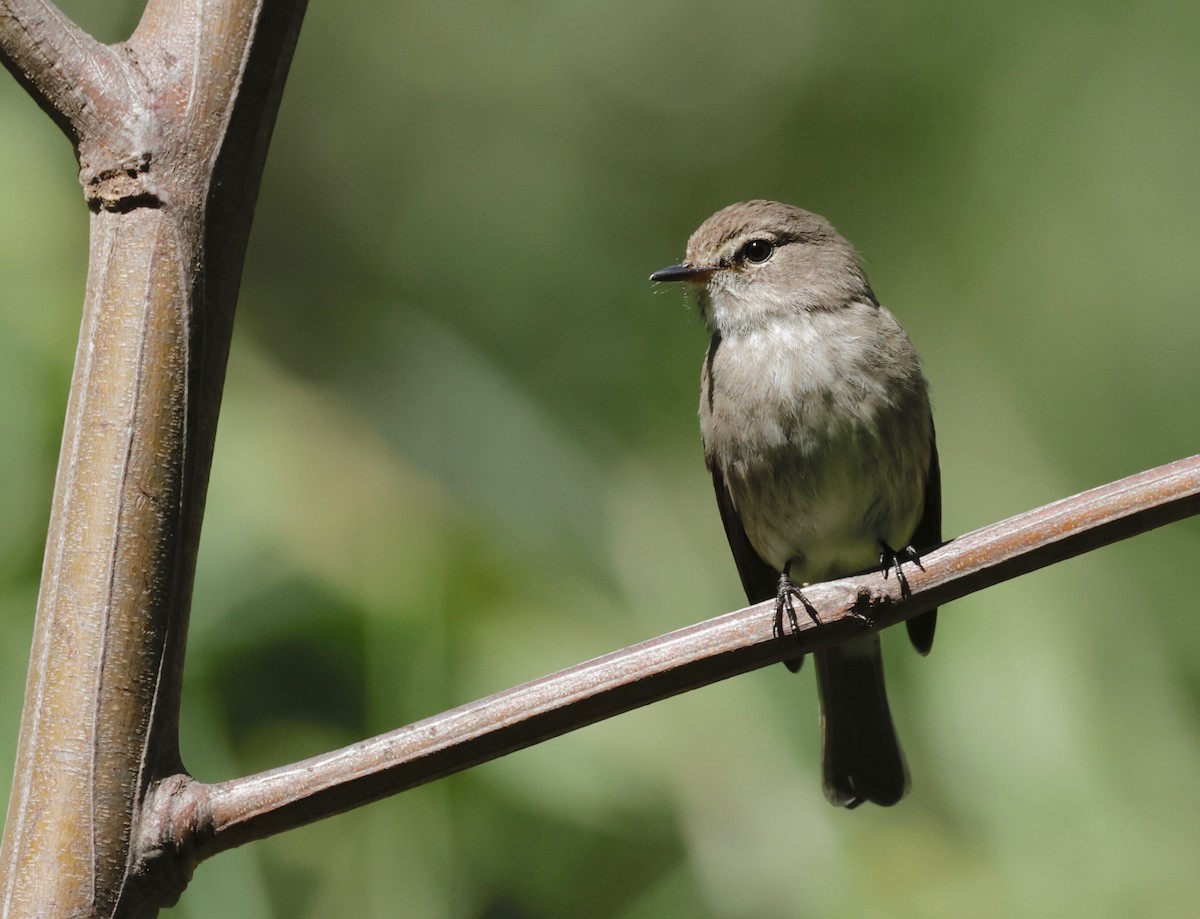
739,238,774,264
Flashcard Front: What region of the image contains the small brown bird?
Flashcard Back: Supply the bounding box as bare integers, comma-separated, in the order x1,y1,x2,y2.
652,200,940,807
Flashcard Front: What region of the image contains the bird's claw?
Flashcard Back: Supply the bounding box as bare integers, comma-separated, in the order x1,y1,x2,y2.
879,542,923,599
773,573,819,640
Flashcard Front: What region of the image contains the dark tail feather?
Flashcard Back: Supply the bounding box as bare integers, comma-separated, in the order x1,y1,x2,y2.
906,608,937,656
814,636,909,807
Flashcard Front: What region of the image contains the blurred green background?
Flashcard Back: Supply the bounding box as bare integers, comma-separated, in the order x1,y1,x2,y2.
3,1,1200,916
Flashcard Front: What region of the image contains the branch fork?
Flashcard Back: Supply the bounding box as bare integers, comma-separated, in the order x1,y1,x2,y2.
4,1,1200,915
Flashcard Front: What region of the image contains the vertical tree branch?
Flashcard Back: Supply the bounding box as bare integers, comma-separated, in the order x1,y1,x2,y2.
0,0,306,915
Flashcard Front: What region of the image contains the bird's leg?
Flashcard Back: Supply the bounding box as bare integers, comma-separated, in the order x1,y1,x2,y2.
773,555,819,640
878,541,924,600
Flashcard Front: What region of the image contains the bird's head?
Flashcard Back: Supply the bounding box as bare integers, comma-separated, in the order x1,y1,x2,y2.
651,200,874,335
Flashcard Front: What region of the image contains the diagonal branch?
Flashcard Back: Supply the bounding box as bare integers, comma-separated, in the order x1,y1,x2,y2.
0,0,129,143
142,454,1200,863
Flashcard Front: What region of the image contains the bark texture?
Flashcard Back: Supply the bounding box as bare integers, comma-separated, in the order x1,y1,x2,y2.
0,0,306,915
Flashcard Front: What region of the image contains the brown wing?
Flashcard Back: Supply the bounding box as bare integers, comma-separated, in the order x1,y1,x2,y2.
703,332,781,605
905,430,941,655
704,332,799,670
710,464,779,604
710,466,805,673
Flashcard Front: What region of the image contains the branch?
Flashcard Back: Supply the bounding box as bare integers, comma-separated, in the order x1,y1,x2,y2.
144,454,1200,862
0,0,127,143
0,0,307,916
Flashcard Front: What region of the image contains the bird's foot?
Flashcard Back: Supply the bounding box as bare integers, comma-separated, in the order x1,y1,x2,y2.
878,541,924,600
773,571,819,641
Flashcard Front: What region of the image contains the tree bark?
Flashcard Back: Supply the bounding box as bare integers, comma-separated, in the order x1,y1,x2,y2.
155,453,1200,860
5,1,1200,916
0,0,306,915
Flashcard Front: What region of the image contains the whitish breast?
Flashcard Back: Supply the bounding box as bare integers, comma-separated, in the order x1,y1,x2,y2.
700,307,931,580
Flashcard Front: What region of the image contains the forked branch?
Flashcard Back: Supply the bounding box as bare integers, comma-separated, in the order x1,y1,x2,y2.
5,1,1199,914
0,0,307,916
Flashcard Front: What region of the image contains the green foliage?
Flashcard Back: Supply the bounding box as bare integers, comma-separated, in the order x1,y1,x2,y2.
3,1,1200,916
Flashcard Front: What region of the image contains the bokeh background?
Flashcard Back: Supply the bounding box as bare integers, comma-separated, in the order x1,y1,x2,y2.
3,1,1200,916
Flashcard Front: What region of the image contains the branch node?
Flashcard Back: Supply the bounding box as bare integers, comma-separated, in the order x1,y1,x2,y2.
130,774,213,908
83,151,164,213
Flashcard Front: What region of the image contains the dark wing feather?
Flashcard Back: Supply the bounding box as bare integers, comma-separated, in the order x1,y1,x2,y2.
905,430,941,655
704,331,799,669
703,333,781,606
710,465,806,672
710,465,778,604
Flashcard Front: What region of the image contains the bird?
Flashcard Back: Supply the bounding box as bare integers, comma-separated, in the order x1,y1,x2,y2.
651,200,940,807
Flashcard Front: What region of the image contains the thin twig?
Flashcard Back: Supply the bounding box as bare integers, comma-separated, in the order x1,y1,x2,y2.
154,454,1200,861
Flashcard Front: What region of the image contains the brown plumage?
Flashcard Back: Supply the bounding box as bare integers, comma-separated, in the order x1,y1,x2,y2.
653,200,940,807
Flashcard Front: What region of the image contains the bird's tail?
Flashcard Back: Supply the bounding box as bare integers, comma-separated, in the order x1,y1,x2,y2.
813,635,909,808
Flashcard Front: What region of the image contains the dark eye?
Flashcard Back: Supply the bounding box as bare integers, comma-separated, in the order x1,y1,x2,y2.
739,238,774,264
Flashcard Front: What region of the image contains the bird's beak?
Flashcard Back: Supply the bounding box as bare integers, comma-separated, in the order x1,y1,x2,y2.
649,262,712,283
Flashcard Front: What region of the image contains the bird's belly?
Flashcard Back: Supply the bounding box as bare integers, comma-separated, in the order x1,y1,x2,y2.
701,319,933,584
723,434,926,583
735,472,882,580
